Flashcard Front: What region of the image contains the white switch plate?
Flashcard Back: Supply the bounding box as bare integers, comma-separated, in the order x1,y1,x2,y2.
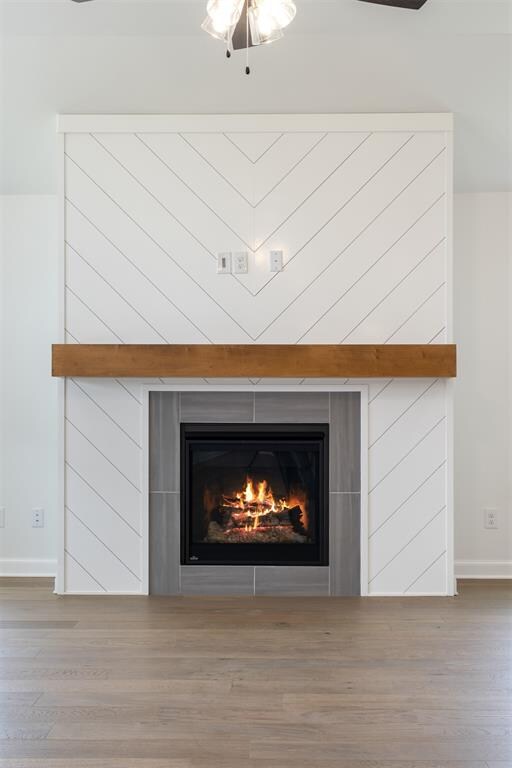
32,508,44,528
484,508,499,529
270,250,284,272
0,508,5,528
217,252,231,274
233,252,248,274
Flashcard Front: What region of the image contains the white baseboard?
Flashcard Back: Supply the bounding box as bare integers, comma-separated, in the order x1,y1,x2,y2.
0,559,57,577
455,560,512,579
1,558,509,583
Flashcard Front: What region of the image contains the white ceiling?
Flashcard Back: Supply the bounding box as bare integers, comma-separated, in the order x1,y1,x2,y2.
1,0,511,193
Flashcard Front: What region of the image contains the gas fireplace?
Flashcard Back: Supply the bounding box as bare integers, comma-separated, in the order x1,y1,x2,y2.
181,424,329,566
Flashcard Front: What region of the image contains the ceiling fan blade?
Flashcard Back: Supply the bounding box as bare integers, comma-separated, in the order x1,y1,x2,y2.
357,0,428,8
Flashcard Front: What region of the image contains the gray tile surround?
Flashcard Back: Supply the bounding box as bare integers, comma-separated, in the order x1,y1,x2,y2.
149,493,180,595
149,391,362,597
330,494,361,596
149,393,180,492
180,391,254,423
330,392,361,492
255,392,329,423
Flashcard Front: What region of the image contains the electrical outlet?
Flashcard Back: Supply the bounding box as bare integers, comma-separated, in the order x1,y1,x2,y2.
484,508,499,530
32,508,44,529
270,250,284,272
233,252,248,274
217,252,231,274
0,508,5,528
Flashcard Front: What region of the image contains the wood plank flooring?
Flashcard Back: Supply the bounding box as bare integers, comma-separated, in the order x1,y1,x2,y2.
0,578,510,767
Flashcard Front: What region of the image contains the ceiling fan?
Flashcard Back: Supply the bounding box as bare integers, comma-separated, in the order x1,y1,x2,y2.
358,0,428,8
69,0,429,70
69,0,430,8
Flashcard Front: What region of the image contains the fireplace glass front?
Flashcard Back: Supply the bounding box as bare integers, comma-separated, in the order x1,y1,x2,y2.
181,424,329,566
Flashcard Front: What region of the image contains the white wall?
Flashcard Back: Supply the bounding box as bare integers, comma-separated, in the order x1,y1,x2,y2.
3,191,510,578
1,198,510,578
454,193,512,576
1,0,511,195
0,0,510,578
0,196,59,575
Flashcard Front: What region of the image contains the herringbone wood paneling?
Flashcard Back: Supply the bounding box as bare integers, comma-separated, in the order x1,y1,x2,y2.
61,117,451,596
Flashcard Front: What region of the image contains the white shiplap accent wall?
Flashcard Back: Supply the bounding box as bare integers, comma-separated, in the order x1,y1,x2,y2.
58,114,453,596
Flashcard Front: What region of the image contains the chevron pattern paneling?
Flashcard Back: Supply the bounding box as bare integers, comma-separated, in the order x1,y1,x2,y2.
60,116,452,595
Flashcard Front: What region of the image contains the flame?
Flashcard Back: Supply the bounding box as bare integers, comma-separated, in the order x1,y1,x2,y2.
244,479,255,503
220,477,308,534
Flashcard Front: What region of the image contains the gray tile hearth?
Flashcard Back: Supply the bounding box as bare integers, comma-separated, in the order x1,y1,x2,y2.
255,566,329,596
181,566,254,596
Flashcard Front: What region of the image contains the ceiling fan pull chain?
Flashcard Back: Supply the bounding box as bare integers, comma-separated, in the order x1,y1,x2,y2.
245,1,251,74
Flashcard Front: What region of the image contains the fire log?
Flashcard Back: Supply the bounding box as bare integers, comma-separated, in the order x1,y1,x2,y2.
288,505,307,535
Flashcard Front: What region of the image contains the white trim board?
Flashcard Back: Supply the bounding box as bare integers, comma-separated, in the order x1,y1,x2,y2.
57,113,454,134
0,559,57,577
455,560,512,579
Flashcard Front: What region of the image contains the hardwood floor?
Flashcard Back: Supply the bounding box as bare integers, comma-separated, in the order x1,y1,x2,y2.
0,578,510,768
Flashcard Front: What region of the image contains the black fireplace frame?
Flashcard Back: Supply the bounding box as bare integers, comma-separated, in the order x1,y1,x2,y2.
180,423,329,567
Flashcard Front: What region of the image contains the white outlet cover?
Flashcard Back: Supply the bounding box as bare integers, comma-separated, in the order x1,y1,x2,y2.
484,508,499,529
233,251,249,275
233,252,248,274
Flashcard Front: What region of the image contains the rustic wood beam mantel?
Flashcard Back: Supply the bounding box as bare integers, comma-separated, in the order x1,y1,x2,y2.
52,344,457,379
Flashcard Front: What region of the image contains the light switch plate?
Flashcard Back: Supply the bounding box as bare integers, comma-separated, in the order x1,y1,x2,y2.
270,250,284,272
0,508,5,528
233,252,248,274
217,253,232,274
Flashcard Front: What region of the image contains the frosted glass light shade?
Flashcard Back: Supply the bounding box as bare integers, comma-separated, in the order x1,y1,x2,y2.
202,0,296,53
248,6,284,45
202,0,245,38
256,0,296,29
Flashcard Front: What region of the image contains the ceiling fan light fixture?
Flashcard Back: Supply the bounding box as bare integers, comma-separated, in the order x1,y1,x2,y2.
202,0,296,70
200,14,232,42
248,4,285,46
201,0,245,39
256,0,296,29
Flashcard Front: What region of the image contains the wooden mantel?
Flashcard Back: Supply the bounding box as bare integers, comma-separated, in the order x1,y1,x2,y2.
52,344,457,379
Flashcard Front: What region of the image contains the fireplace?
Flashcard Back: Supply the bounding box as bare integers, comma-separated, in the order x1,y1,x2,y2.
181,424,329,566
